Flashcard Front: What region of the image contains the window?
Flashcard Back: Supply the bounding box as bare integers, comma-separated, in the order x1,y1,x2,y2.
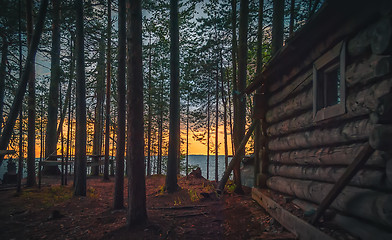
313,41,346,121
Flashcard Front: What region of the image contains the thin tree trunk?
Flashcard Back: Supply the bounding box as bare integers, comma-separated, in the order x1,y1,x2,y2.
17,0,23,193
45,0,61,173
92,33,105,176
25,0,36,187
166,0,180,193
110,123,115,176
234,0,249,194
17,109,23,192
207,82,210,180
66,86,72,185
0,0,49,165
231,0,237,156
157,76,163,175
0,34,8,135
104,0,112,181
74,0,87,197
126,0,148,226
227,70,234,157
60,88,64,185
186,92,189,176
65,32,75,186
254,0,265,188
221,69,228,169
215,73,219,182
40,97,44,164
147,33,152,177
114,0,125,205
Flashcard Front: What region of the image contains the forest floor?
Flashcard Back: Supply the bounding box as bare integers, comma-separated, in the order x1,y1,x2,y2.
0,173,295,240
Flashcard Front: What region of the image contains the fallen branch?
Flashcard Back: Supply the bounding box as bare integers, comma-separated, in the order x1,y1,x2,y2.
217,120,259,193
150,205,207,210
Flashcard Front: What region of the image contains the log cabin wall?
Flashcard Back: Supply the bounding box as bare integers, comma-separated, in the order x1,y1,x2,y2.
261,4,392,234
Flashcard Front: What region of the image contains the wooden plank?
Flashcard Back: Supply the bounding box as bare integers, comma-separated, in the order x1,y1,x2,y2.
311,143,375,224
252,188,334,240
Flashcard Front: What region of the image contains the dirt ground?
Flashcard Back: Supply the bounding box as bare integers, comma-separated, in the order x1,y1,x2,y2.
0,174,295,240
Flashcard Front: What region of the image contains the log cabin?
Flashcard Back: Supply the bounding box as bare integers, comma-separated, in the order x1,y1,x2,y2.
247,0,392,239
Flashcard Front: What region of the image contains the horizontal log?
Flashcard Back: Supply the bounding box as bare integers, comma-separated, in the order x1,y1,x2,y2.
333,214,392,240
269,144,386,167
266,54,391,117
267,78,392,136
370,93,392,124
347,24,372,57
266,87,313,124
268,164,391,190
346,55,392,87
387,159,392,186
369,124,392,152
371,17,392,55
268,69,312,107
269,119,373,151
266,176,392,228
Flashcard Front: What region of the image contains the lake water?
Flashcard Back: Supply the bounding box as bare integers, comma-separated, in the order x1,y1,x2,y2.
0,155,231,182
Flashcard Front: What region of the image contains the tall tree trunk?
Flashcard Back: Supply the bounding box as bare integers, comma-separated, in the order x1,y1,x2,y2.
254,0,265,188
126,0,148,226
66,86,72,185
227,70,233,157
92,33,105,176
40,97,44,163
26,0,36,187
166,0,180,193
231,0,237,156
59,87,64,185
74,0,87,197
17,2,23,193
234,0,249,194
0,34,8,135
17,109,23,192
113,0,125,209
110,122,115,176
186,92,189,176
207,82,210,180
215,73,219,182
0,0,48,166
289,0,295,36
65,32,75,185
271,0,284,55
104,0,112,181
221,69,228,170
147,34,152,177
157,75,163,175
45,0,61,174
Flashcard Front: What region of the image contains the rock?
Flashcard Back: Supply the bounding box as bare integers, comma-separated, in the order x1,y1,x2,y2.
189,167,202,178
47,210,64,221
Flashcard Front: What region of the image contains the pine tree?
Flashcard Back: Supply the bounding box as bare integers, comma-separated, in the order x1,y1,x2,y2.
74,0,87,197
114,0,126,210
126,0,148,226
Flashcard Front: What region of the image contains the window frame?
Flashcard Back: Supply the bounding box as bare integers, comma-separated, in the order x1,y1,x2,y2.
313,41,346,122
